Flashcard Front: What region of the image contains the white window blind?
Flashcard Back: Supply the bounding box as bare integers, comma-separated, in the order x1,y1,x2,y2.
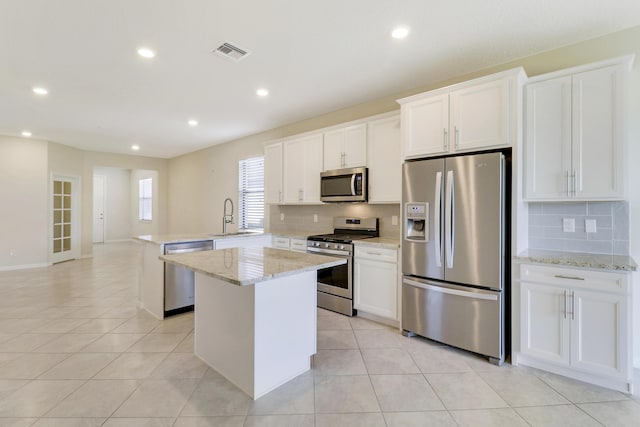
238,156,264,230
139,178,152,221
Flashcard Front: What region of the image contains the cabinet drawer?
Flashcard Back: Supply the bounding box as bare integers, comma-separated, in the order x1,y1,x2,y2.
272,237,290,249
290,238,307,252
355,246,397,263
520,263,628,294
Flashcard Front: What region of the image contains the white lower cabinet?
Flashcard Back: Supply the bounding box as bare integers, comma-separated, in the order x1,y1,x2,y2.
290,238,307,253
518,263,631,392
214,235,271,250
354,246,398,321
272,236,290,250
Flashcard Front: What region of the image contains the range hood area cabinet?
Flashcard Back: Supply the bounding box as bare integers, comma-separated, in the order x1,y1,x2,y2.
523,55,633,201
264,111,402,205
398,67,526,159
323,123,367,171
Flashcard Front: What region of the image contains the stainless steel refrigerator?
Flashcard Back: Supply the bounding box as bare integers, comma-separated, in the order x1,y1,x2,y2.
402,151,507,365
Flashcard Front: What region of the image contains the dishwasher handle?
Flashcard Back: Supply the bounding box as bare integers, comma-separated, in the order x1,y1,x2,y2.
164,240,214,255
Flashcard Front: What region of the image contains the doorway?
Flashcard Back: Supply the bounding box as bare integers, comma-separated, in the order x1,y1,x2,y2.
50,174,80,263
93,175,105,243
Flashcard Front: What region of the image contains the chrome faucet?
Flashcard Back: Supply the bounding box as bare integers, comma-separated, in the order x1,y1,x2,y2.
222,197,234,234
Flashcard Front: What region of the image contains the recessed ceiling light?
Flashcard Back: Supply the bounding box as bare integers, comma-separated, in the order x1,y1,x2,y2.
256,88,269,97
391,26,410,39
32,87,48,95
137,47,156,58
188,119,198,126
21,131,32,137
131,144,140,151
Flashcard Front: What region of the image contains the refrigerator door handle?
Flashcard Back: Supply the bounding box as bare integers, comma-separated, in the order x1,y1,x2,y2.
403,278,498,301
445,170,454,269
434,171,442,267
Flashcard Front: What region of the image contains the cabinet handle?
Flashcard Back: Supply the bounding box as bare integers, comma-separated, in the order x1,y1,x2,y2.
565,171,571,197
279,190,282,203
454,126,460,149
298,189,303,201
443,128,448,150
571,291,575,321
366,251,382,256
571,170,577,197
563,290,568,319
554,274,585,281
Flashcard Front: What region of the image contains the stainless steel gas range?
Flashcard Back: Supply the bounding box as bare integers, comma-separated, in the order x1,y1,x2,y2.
307,217,379,316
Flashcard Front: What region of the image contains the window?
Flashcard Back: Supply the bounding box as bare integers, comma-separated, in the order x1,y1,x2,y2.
139,178,152,221
238,156,264,230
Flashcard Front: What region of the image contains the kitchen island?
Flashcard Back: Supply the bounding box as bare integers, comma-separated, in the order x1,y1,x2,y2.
160,246,345,399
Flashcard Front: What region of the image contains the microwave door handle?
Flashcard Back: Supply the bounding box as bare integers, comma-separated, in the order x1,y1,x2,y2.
351,173,356,196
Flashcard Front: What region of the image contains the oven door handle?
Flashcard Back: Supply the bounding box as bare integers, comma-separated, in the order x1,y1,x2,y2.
307,247,350,257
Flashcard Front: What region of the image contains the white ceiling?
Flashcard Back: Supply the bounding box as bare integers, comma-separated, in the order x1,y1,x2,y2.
1,0,639,159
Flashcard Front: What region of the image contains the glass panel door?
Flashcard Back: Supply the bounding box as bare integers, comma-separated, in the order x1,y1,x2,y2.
51,175,79,263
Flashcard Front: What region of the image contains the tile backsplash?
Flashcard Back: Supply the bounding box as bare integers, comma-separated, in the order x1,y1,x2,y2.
268,204,401,239
528,201,629,255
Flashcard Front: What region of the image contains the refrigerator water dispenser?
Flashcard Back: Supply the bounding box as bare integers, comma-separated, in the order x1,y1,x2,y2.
405,203,428,241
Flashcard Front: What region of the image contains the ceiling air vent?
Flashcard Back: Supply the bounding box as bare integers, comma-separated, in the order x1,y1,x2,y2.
213,42,249,62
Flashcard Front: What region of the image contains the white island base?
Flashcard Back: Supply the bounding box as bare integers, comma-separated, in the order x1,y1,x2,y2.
194,270,316,400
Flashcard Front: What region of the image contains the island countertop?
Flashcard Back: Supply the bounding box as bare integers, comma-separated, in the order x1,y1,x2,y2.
160,246,345,286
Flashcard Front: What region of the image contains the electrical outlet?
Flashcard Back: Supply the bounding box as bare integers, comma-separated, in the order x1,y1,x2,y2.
313,214,318,223
563,218,575,233
9,249,16,257
280,213,285,221
392,215,398,226
585,219,597,233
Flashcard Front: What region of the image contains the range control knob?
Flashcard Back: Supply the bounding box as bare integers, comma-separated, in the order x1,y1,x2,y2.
338,245,345,250
315,242,321,247
324,243,330,248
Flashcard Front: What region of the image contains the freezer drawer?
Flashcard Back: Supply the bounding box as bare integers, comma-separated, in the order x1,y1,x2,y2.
402,276,503,362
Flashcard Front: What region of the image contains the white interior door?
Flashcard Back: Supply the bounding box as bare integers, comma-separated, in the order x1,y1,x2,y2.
93,175,105,243
50,175,81,263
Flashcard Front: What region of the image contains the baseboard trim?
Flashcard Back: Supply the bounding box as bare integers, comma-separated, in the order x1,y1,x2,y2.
0,262,51,272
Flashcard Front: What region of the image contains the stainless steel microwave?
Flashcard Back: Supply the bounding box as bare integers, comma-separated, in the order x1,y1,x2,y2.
320,167,368,202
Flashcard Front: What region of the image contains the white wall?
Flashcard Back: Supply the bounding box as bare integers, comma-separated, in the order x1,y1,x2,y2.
0,136,48,269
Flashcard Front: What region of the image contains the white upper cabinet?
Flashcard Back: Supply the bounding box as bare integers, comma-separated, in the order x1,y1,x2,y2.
450,78,511,152
399,68,524,159
524,57,632,201
367,114,401,203
264,141,283,204
323,124,367,170
401,93,449,158
283,133,323,204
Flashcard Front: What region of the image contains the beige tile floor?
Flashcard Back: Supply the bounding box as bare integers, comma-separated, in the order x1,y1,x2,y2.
0,241,639,426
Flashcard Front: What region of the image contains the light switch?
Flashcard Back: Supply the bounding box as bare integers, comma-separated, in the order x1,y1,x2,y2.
585,219,597,233
313,214,318,223
392,215,398,226
280,213,285,221
563,218,575,233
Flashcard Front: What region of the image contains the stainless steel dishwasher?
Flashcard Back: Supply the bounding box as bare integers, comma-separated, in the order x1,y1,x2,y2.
164,240,213,316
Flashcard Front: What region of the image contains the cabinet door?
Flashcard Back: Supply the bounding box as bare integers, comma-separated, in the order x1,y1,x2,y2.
520,282,570,366
571,289,627,378
367,115,401,203
264,142,283,204
323,128,344,171
324,124,366,170
354,258,398,320
572,65,625,199
524,77,572,200
283,133,323,204
343,124,367,168
402,93,449,158
450,78,511,152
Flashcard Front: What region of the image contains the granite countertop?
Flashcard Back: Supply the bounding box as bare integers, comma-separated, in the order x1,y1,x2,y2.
135,232,265,245
160,246,346,286
354,237,400,249
516,249,637,272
